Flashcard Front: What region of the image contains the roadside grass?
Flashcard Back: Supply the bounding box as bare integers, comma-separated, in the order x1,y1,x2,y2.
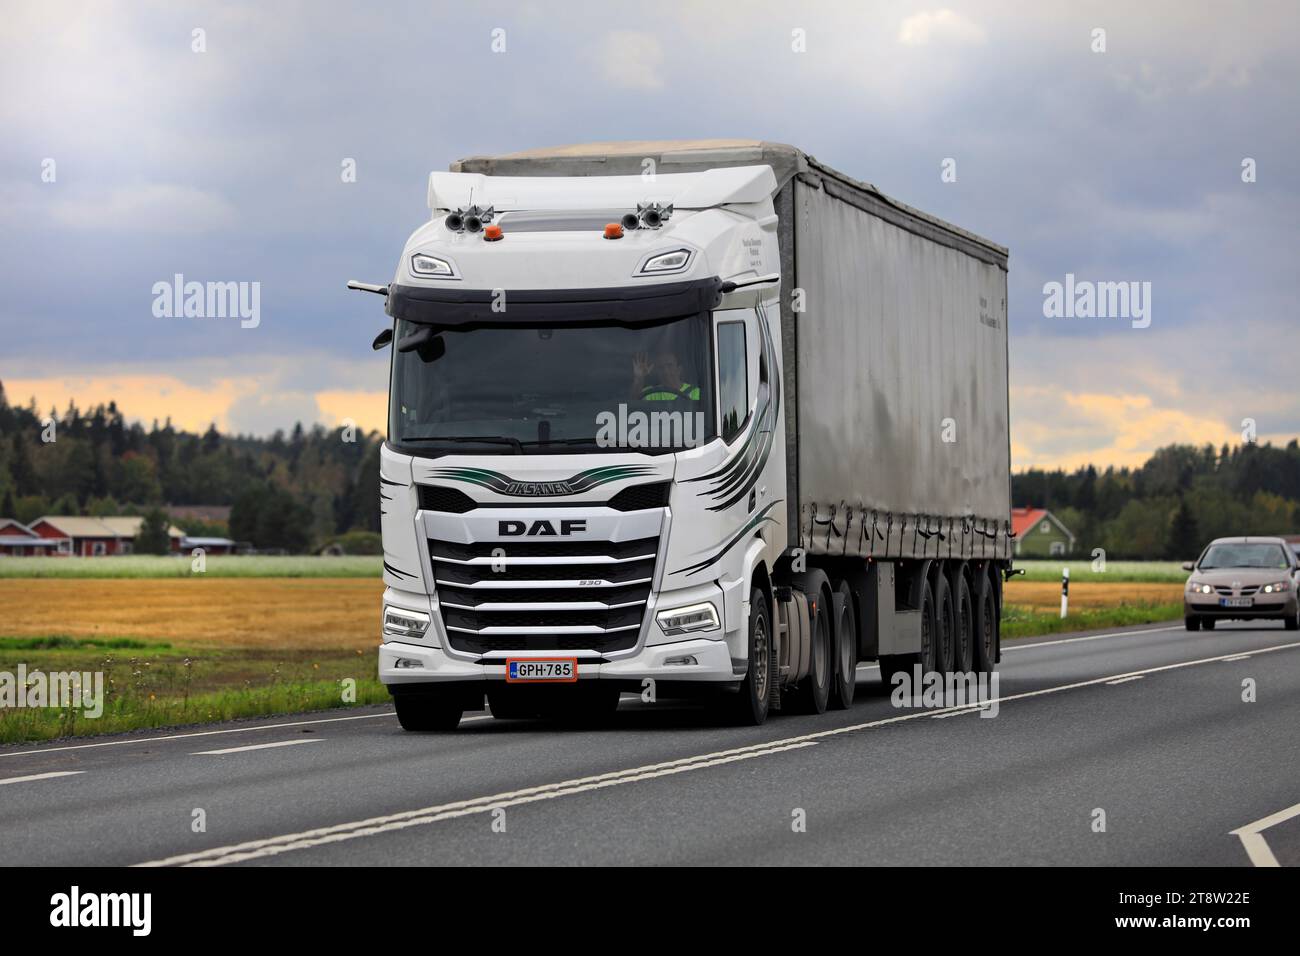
1001,602,1183,640
1012,560,1186,583
0,642,386,744
0,555,381,579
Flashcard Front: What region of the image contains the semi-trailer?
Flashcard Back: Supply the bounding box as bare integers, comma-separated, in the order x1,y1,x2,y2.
351,140,1012,730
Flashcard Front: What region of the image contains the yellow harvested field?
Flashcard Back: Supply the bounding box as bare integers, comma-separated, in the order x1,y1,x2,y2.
1004,580,1182,612
0,577,1183,652
0,578,384,650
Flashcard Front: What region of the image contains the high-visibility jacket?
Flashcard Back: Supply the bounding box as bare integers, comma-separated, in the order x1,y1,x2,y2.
642,382,700,401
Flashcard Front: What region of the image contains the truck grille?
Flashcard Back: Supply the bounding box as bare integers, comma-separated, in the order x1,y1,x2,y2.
430,534,659,655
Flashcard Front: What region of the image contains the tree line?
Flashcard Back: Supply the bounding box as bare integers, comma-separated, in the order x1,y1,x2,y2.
1012,441,1300,560
0,381,381,552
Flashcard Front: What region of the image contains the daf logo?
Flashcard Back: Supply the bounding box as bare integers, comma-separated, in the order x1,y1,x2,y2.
498,519,587,536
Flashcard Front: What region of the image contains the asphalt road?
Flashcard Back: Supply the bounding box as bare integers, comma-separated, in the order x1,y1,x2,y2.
1,620,1298,866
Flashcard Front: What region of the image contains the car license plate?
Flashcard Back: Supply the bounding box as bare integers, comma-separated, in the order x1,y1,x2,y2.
1220,597,1253,608
506,658,578,683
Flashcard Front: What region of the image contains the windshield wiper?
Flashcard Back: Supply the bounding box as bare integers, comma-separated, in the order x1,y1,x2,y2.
402,435,523,452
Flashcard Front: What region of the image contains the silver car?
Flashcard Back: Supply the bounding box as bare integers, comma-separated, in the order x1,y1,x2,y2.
1183,536,1300,631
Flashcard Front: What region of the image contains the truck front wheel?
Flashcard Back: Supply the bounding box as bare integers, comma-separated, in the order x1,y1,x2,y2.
393,693,463,732
722,587,774,726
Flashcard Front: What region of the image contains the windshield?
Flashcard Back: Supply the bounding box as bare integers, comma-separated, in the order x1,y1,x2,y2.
389,314,715,455
1198,542,1292,570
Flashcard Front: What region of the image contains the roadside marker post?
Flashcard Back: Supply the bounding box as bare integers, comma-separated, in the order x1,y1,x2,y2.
1060,567,1069,619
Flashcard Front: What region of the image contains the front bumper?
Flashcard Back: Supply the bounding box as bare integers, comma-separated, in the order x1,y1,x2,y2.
380,635,737,687
1184,593,1297,618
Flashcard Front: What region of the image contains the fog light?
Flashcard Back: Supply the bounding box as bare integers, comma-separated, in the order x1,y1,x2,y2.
383,606,430,639
664,655,698,666
656,602,719,635
393,657,422,669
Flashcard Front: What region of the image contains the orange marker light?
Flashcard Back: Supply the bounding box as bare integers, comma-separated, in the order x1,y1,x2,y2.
483,224,503,241
603,222,624,240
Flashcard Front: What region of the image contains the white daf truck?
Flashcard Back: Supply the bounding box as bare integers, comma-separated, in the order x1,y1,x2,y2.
352,140,1012,731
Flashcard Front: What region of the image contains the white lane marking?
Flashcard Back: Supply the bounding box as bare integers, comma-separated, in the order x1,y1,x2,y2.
1222,655,1251,662
1230,800,1300,867
0,770,85,786
929,708,982,719
1006,624,1184,652
193,739,325,756
1105,675,1145,685
136,638,1300,867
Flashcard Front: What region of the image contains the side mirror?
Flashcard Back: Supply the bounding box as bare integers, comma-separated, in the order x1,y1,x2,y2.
1181,561,1194,572
372,328,393,350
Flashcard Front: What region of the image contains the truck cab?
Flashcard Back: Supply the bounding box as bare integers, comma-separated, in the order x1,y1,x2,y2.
356,140,1011,731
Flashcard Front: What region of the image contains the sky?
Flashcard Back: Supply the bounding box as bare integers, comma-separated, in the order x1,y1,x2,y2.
1,0,1297,470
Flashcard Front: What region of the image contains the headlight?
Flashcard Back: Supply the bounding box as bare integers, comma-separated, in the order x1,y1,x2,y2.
636,248,694,276
1187,581,1213,594
1262,581,1290,593
656,602,720,635
410,253,457,278
383,606,430,639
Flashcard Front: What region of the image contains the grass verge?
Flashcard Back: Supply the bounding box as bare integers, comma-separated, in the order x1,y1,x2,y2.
1011,560,1187,583
1001,602,1183,640
0,641,386,745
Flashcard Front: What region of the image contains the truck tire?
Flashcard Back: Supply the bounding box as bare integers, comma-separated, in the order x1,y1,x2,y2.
722,586,774,726
789,572,832,714
953,572,975,674
974,571,997,676
933,573,955,676
393,693,463,732
828,580,857,710
919,578,938,676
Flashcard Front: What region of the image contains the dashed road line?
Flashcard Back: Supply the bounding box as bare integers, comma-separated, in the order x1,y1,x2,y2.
0,770,85,786
193,739,326,756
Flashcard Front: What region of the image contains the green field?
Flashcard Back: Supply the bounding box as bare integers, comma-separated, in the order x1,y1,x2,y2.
0,554,382,579
1011,560,1187,583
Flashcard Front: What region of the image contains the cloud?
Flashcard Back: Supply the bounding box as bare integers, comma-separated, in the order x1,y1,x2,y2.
594,30,665,91
898,9,986,46
47,184,239,234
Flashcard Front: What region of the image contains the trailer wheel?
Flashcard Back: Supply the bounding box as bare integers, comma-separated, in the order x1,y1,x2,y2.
933,573,955,677
828,580,857,710
721,587,774,726
789,578,832,715
393,694,463,732
974,571,997,676
953,573,975,674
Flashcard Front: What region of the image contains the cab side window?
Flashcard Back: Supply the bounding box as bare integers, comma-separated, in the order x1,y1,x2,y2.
717,321,748,444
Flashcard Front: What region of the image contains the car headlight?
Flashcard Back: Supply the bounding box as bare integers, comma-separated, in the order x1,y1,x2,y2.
383,606,430,639
1262,581,1290,593
1187,581,1212,594
656,602,720,635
